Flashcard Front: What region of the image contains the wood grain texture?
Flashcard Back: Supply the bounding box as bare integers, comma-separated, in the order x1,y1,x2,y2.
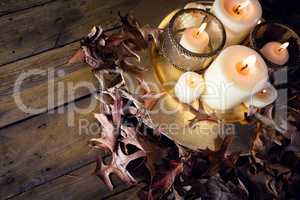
0,0,192,128
13,163,132,200
11,163,130,200
0,0,54,16
0,42,97,128
0,0,194,199
0,0,139,66
103,184,144,200
0,97,102,199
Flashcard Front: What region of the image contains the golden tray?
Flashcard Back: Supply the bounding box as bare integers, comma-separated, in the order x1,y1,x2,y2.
129,5,256,154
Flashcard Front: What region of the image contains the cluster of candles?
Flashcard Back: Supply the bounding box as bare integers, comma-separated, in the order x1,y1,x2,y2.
174,0,291,111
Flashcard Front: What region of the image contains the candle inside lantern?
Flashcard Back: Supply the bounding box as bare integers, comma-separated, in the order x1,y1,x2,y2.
244,82,278,108
174,72,205,104
202,45,268,111
179,23,209,53
211,0,262,46
260,42,289,65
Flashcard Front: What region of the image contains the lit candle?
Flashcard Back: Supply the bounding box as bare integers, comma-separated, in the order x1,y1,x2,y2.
211,0,262,46
244,82,278,108
201,45,268,111
174,72,205,104
179,23,209,53
260,42,289,65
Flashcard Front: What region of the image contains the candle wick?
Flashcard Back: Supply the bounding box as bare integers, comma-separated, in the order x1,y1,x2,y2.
234,1,249,15
234,5,241,15
241,64,248,71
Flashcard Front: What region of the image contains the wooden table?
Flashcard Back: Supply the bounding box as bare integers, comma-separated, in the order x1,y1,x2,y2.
0,0,195,199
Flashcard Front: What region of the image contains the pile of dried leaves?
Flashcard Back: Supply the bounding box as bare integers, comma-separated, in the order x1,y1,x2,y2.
69,14,300,199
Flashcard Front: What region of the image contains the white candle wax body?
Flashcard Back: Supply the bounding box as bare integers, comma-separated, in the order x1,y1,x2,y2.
180,27,209,53
244,82,278,108
201,45,268,111
211,0,262,46
175,72,205,104
260,42,289,65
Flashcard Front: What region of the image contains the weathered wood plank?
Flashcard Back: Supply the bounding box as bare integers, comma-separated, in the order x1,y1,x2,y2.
11,163,130,200
0,97,102,199
103,184,144,200
0,0,54,16
0,0,192,128
0,1,193,199
0,0,139,66
0,42,98,128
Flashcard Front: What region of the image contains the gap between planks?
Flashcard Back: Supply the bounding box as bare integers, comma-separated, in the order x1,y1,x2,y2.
0,0,141,67
0,0,57,17
0,0,193,199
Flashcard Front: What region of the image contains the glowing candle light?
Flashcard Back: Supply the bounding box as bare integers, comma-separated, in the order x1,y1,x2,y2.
211,0,262,46
233,0,250,15
175,72,205,104
244,82,278,108
202,45,268,111
260,42,289,65
179,23,209,53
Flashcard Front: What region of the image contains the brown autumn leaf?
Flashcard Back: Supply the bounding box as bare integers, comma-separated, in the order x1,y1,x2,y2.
112,89,123,130
139,160,184,200
198,135,236,177
68,49,85,65
95,144,145,191
137,78,165,110
137,134,169,178
89,113,117,153
182,102,218,128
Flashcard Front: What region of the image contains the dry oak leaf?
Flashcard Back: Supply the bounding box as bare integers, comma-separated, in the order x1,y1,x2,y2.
68,49,85,65
137,78,165,110
140,160,184,200
95,144,146,191
182,103,218,128
199,135,236,177
111,89,123,130
89,113,117,153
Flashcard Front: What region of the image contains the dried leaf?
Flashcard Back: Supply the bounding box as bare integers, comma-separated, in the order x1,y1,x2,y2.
183,103,218,128
137,78,165,110
140,161,184,199
95,144,145,191
89,113,117,153
68,49,85,65
112,90,123,130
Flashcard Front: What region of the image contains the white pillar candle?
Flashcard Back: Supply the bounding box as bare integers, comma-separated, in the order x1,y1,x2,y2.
180,23,209,53
244,82,278,108
211,0,262,46
260,42,289,65
201,45,268,111
175,72,205,104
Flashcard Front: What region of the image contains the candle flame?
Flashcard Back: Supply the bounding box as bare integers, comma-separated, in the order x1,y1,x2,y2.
242,55,257,68
198,23,207,34
234,0,250,14
257,19,262,24
278,42,289,52
261,89,267,94
239,0,250,10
